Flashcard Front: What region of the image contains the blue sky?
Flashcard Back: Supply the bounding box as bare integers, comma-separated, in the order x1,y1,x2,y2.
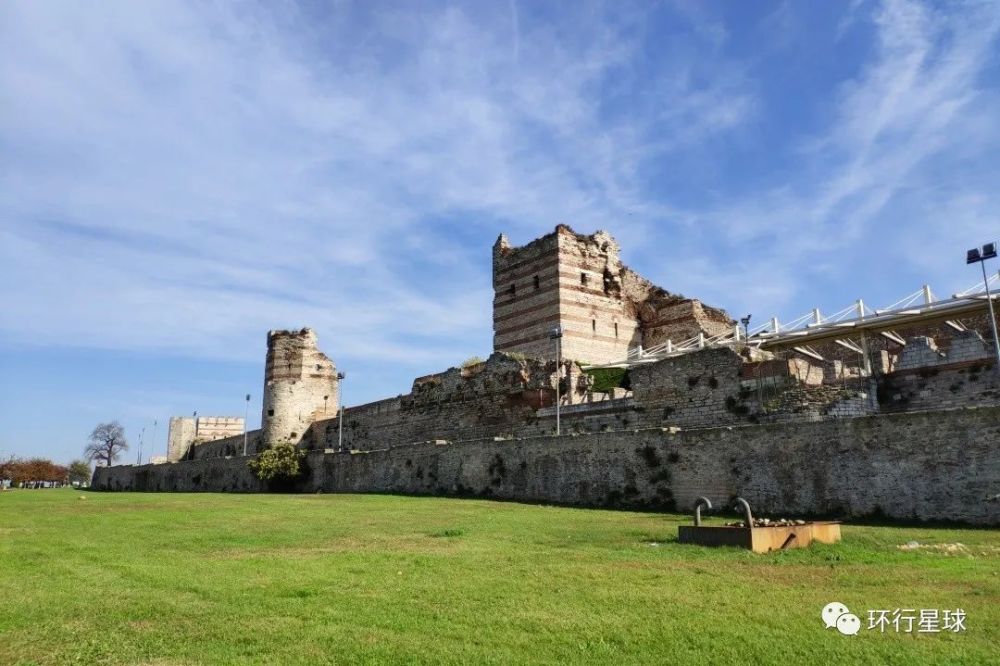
2,0,999,464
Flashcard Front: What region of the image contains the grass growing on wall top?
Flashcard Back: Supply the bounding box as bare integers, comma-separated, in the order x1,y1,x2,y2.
585,366,630,393
0,490,998,665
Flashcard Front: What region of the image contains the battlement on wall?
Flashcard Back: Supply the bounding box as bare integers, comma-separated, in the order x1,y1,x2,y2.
492,225,733,365
166,415,245,462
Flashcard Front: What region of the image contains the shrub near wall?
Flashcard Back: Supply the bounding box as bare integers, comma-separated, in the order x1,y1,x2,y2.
248,444,305,492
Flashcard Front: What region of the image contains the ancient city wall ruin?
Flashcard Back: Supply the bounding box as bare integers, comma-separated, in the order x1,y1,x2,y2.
172,313,999,465
101,225,1000,526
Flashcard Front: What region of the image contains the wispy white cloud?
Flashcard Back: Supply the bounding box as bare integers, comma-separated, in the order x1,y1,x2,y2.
648,0,1000,319
2,0,997,395
3,0,1000,460
0,0,752,377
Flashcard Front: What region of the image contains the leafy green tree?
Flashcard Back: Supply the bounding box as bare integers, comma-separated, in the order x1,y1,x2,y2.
248,443,304,482
68,460,91,485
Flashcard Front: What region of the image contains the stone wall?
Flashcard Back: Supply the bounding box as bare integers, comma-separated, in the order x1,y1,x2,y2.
185,347,898,460
629,347,747,428
188,429,263,460
96,455,263,492
878,359,1000,413
308,353,556,451
93,405,1000,526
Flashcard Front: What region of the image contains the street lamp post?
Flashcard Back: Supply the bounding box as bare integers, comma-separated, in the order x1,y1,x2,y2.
243,394,251,456
136,427,145,465
967,242,1000,377
549,325,563,436
152,419,158,461
337,372,346,452
740,314,752,344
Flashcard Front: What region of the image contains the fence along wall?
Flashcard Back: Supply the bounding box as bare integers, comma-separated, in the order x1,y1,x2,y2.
93,405,1000,526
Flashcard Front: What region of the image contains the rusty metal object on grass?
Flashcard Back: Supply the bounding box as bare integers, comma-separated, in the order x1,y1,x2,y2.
678,497,842,553
693,496,712,526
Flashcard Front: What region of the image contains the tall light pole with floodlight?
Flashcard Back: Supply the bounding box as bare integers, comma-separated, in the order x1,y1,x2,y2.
967,242,1000,376
740,314,752,345
136,427,145,465
243,394,251,456
549,325,563,436
337,372,346,452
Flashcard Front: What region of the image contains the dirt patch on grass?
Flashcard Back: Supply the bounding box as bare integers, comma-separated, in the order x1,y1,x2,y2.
898,542,1000,557
213,534,467,560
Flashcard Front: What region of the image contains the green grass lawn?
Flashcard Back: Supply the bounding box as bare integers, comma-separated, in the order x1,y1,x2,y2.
1,490,998,665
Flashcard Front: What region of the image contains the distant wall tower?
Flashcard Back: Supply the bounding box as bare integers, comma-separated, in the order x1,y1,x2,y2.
261,328,339,446
166,415,245,462
166,417,196,462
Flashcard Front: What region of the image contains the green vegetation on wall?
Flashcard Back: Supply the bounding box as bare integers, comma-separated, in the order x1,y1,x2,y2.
248,443,303,482
461,356,485,369
585,367,631,393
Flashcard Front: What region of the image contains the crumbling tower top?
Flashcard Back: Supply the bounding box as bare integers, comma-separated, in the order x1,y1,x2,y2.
261,328,339,446
492,225,732,364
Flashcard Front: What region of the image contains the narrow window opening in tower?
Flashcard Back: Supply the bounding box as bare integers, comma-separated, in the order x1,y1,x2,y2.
614,322,619,338
267,409,275,417
508,283,516,298
533,275,540,290
581,272,588,285
592,319,596,332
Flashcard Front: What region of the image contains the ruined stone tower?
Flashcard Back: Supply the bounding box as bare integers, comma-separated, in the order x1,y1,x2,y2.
261,328,339,446
493,225,733,364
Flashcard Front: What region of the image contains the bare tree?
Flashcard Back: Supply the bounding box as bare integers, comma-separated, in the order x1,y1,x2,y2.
85,421,129,467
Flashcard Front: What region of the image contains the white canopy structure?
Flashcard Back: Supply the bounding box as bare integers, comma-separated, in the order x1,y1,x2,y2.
583,272,1000,370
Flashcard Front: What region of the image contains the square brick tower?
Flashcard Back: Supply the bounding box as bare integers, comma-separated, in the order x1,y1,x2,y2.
492,225,733,364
